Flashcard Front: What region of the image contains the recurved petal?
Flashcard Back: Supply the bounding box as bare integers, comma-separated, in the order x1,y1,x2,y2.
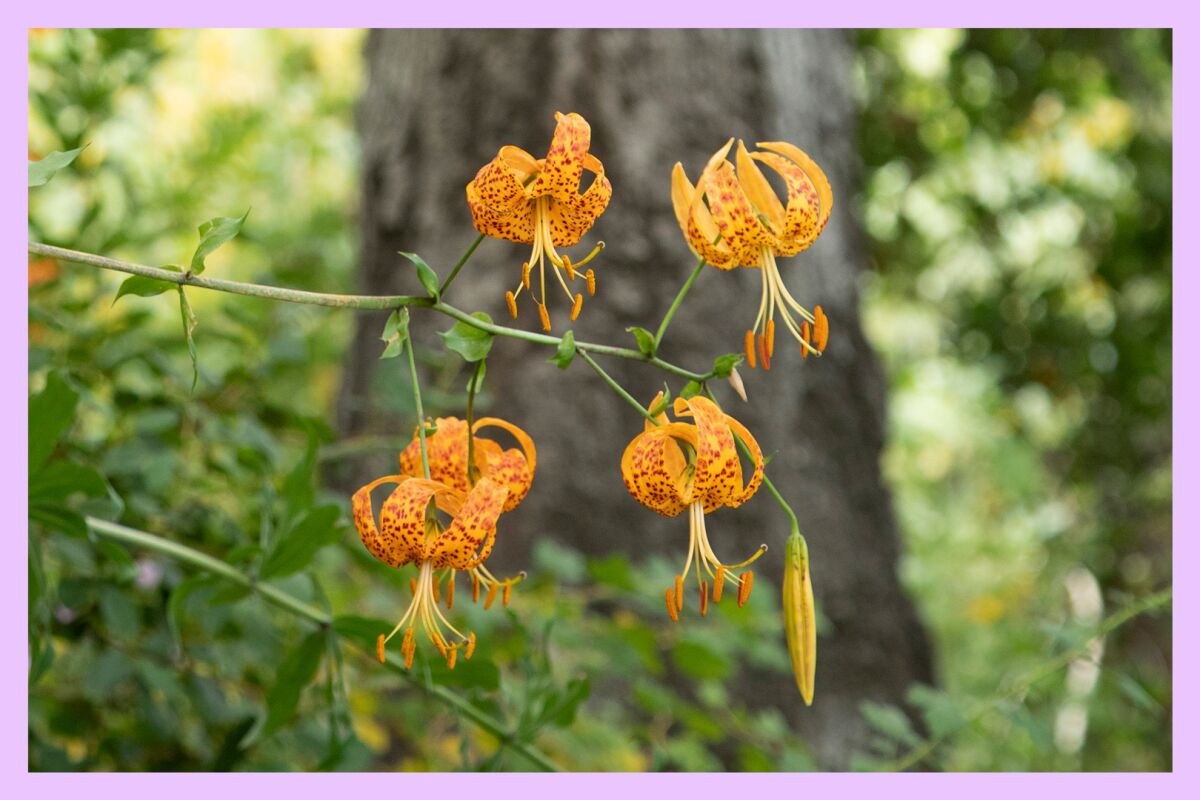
753,142,833,254
352,475,413,567
722,414,764,507
401,417,474,494
671,163,736,269
466,154,537,244
429,477,510,570
547,154,611,247
735,140,785,234
620,423,694,517
473,417,537,512
674,396,741,512
531,112,591,203
702,160,771,266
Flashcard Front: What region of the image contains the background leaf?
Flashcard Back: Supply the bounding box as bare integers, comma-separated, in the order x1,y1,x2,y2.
29,146,84,187
190,210,249,275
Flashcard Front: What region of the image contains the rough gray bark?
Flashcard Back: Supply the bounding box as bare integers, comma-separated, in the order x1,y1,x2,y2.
342,29,933,769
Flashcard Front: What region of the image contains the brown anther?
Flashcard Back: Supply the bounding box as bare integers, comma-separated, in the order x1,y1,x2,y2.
585,268,596,296
713,566,726,603
766,319,776,359
404,642,415,670
502,583,513,607
813,305,829,352
472,573,481,604
410,577,418,596
432,576,441,604
521,262,531,291
484,583,498,610
538,303,551,332
445,575,455,609
434,637,448,659
376,634,387,664
665,588,679,622
447,647,458,670
402,626,414,651
800,322,811,360
570,293,584,321
737,571,755,608
744,329,757,369
466,632,476,659
758,332,771,371
563,255,575,281
505,290,518,320
700,581,709,617
674,574,684,613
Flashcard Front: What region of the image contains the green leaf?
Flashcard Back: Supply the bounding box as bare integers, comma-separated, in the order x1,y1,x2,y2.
250,630,325,743
113,269,179,304
190,209,249,276
28,504,88,538
99,586,140,638
439,313,494,362
545,676,591,727
259,504,342,579
399,251,440,300
379,308,410,360
29,460,108,503
549,330,576,369
680,380,704,399
281,426,320,515
167,575,215,654
673,639,731,681
627,326,657,357
178,287,199,391
29,372,79,474
860,700,922,747
29,146,85,187
711,353,744,378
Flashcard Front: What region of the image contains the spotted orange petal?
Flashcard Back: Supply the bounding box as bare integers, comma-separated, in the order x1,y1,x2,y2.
466,149,538,244
620,422,695,517
722,415,764,508
702,159,771,267
473,417,537,512
735,139,785,235
531,112,591,203
428,477,509,570
671,162,737,269
546,153,612,247
752,141,833,255
673,396,743,512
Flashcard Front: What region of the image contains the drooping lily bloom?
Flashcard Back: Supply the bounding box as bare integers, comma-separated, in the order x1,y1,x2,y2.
620,393,766,620
671,139,833,369
352,473,509,668
466,111,611,332
399,416,535,606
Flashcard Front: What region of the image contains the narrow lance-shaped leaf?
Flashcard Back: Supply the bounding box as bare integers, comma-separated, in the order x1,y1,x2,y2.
190,209,249,276
29,372,78,474
627,326,657,357
247,630,326,744
178,287,199,391
399,251,440,301
29,146,85,187
113,266,181,304
259,505,342,580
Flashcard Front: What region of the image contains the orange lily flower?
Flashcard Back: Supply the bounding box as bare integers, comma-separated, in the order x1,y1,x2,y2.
620,394,766,620
400,416,536,605
352,473,508,668
671,139,833,368
466,111,611,332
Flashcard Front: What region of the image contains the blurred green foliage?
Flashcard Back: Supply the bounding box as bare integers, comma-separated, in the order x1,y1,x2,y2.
28,29,1170,771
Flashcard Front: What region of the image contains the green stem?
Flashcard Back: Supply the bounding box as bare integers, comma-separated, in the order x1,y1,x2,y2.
466,359,485,484
32,242,709,383
882,585,1173,772
84,516,562,772
654,256,706,348
576,349,657,424
439,233,485,295
404,335,431,479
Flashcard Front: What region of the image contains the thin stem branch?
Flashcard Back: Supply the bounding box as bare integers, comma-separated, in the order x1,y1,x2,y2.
439,233,485,295
30,242,427,310
32,242,709,382
84,516,561,772
576,348,657,424
882,585,1173,772
654,256,706,348
404,335,431,479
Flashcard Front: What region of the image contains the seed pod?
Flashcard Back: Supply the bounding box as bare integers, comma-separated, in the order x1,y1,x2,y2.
783,534,817,706
727,367,748,402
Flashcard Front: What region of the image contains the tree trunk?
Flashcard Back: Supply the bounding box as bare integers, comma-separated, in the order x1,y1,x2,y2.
342,29,934,769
